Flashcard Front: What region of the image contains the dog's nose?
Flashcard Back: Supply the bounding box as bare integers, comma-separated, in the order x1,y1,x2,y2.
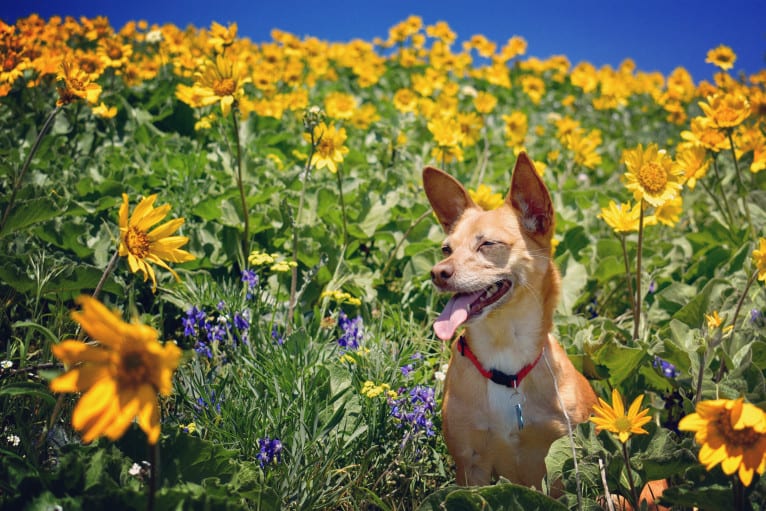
431,261,454,285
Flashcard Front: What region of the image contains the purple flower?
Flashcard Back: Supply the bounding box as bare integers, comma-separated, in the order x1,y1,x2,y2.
257,436,283,468
272,325,285,345
751,309,765,327
337,311,364,350
242,270,259,299
400,364,414,377
388,385,436,437
653,356,679,379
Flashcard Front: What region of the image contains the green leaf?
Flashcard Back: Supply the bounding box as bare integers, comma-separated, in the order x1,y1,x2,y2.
592,341,646,386
0,197,61,238
0,382,56,406
672,278,730,328
419,482,568,511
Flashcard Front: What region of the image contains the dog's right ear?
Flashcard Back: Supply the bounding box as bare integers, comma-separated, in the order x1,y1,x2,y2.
423,166,476,233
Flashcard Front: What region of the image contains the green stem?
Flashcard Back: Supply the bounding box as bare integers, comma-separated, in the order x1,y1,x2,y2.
92,250,121,301
231,108,249,260
711,155,737,231
727,131,754,238
0,105,63,234
287,133,317,331
381,208,432,280
621,441,640,508
334,165,349,249
714,269,759,382
633,203,645,341
700,179,736,235
619,233,637,326
148,441,159,511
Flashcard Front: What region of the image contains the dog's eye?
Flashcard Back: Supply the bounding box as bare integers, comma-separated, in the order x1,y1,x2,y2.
479,240,497,250
441,245,452,256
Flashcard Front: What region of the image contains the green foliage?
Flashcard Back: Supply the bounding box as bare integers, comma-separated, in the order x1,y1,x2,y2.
1,13,765,511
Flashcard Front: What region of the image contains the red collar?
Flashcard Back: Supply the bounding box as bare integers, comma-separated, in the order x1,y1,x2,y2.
457,336,542,388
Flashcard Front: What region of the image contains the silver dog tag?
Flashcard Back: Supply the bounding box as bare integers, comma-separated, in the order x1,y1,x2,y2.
507,389,525,430
515,404,525,430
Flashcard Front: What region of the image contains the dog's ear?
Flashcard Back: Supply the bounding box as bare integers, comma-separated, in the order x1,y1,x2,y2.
507,152,554,236
423,166,476,233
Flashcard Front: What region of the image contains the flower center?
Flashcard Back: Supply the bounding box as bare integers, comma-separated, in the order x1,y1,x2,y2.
716,412,761,447
213,77,236,97
108,47,123,60
126,226,150,258
317,136,336,155
614,415,633,433
637,162,667,194
119,350,151,386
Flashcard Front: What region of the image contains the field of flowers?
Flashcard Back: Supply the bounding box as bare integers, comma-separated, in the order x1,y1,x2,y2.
1,13,765,510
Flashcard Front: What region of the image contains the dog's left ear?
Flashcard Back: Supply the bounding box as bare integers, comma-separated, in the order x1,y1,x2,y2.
507,152,554,236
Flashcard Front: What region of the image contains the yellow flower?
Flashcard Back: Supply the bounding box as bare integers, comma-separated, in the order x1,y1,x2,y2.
190,55,249,116
705,45,736,71
270,260,297,273
361,380,393,399
118,193,195,292
590,388,652,443
97,37,132,69
91,102,117,119
754,238,766,282
50,296,182,444
599,201,642,233
56,57,103,106
502,111,528,148
680,116,729,152
324,91,358,120
393,88,418,114
698,92,751,129
675,145,710,190
520,75,545,104
473,91,497,114
678,398,766,487
653,195,683,227
469,184,504,210
304,122,349,173
622,144,684,207
321,289,362,306
565,128,603,169
207,21,238,53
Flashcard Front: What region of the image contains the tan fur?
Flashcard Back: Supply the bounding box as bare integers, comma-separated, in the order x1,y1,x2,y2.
424,153,597,489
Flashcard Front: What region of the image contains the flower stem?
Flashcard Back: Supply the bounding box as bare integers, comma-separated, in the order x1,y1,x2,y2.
633,203,645,341
619,233,637,325
711,155,737,232
714,269,759,382
231,108,249,260
0,105,63,234
287,133,317,331
147,441,159,511
621,441,640,508
334,165,349,249
727,131,754,238
92,250,121,302
381,208,432,280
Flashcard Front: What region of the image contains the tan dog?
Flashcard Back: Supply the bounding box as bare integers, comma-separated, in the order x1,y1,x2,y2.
424,153,597,489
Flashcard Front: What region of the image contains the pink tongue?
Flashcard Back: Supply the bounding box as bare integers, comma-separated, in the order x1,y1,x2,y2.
433,291,482,340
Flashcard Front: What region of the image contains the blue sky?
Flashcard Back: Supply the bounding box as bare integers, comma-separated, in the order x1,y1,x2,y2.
4,0,765,82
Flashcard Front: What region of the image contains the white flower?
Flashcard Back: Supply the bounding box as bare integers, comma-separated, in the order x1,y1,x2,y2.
0,360,12,370
434,363,449,381
6,434,20,447
129,462,143,476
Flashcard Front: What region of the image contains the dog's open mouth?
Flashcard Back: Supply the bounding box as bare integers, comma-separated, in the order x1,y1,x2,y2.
433,280,513,341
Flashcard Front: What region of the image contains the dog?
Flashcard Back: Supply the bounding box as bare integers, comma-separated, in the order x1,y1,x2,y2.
424,152,597,489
